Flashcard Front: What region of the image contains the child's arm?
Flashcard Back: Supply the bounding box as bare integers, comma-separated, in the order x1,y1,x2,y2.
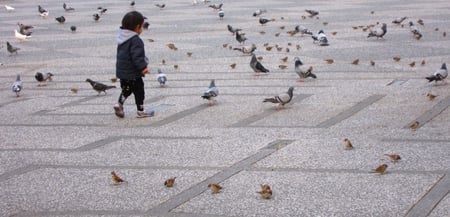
142,67,149,75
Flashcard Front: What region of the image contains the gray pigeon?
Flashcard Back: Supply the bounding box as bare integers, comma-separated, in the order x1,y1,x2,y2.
263,87,294,109
218,9,224,20
294,57,316,82
93,13,100,21
252,9,267,17
409,21,422,39
55,16,65,23
201,79,219,105
157,69,167,87
233,43,256,55
235,31,247,44
63,3,75,12
209,3,222,10
295,25,313,36
227,24,242,35
35,72,54,86
250,54,269,74
12,74,22,97
312,30,329,46
367,23,387,39
426,63,447,84
86,78,116,95
392,16,407,24
38,5,49,17
6,41,20,55
305,9,319,17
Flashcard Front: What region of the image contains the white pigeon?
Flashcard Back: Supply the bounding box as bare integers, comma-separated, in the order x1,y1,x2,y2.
294,57,316,82
156,69,167,87
201,79,219,105
5,5,15,12
15,29,31,41
426,63,447,85
233,43,256,55
12,74,22,97
263,87,294,110
312,30,329,46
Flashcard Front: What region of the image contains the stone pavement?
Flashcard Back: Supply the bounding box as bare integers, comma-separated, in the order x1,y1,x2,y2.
0,0,449,216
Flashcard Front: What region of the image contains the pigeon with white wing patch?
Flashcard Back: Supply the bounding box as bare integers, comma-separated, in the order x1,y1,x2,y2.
263,87,294,109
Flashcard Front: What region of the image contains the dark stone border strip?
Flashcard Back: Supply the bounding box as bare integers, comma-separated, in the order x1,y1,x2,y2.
405,173,450,217
148,104,209,127
315,94,385,128
381,138,450,143
228,94,312,127
404,96,450,130
146,139,295,215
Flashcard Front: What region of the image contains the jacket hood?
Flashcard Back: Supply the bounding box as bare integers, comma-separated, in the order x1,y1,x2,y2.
117,27,137,44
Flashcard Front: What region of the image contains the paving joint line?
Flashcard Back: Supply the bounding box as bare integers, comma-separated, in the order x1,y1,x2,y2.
404,96,450,130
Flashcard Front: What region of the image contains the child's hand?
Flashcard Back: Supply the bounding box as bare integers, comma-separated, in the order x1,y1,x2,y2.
142,68,150,75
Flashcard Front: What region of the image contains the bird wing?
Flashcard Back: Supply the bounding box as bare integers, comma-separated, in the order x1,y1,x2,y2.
276,92,291,104
255,61,268,72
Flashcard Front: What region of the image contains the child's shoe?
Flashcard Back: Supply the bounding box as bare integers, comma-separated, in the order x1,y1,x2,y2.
114,104,124,118
136,109,154,118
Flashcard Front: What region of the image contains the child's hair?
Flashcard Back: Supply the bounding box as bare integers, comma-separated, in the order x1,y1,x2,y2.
121,11,145,31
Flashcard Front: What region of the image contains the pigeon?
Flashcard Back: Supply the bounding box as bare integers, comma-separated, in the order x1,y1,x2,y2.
392,16,407,24
295,25,313,36
305,9,319,17
227,24,242,35
259,17,273,25
294,57,316,82
5,5,15,12
157,69,167,87
93,13,100,21
218,9,224,20
70,25,76,32
426,63,447,84
233,43,256,55
6,41,20,55
263,87,294,109
201,79,219,105
235,31,247,44
250,53,269,74
312,30,329,46
18,23,32,36
367,23,387,39
155,3,165,9
15,29,31,41
35,72,54,86
12,74,22,97
143,22,150,30
55,16,66,24
252,9,267,17
209,3,222,10
86,78,116,95
63,3,75,12
38,5,49,17
409,21,423,40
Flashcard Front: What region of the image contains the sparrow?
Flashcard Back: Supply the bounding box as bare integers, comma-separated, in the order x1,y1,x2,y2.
164,177,176,187
70,88,78,94
230,63,236,69
325,59,334,64
370,60,375,66
111,171,125,185
279,65,287,70
281,56,288,62
208,183,222,194
417,19,424,26
256,185,272,199
392,16,407,24
263,87,294,109
344,138,353,150
427,93,437,101
409,121,419,130
421,60,426,66
155,3,166,9
6,41,20,55
35,72,54,86
12,74,22,97
409,21,423,40
371,164,388,174
85,78,116,95
55,16,66,24
426,63,447,84
93,13,100,21
367,23,387,39
186,52,193,57
233,44,256,55
352,59,359,65
250,54,269,74
384,154,401,163
393,57,401,62
167,43,178,51
409,61,416,67
110,77,118,83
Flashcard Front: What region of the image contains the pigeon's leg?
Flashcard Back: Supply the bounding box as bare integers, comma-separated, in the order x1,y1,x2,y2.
297,79,305,82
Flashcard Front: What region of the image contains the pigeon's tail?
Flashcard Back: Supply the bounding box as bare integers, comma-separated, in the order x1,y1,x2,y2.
309,73,317,79
106,85,116,90
263,98,277,103
233,47,243,52
426,76,438,82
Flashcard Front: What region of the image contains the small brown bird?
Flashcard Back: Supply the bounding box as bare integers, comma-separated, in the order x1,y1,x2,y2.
265,46,273,51
257,56,263,61
111,171,125,185
174,64,179,70
208,183,222,194
279,65,287,70
275,32,280,37
435,28,439,31
393,56,401,62
259,31,266,35
110,77,117,83
260,184,271,191
287,42,292,46
276,47,283,52
186,52,193,57
325,59,334,64
257,188,272,199
352,59,359,65
323,22,328,26
296,44,301,50
287,30,297,36
164,177,176,187
167,43,178,51
370,60,375,66
161,59,166,65
263,43,269,47
230,63,236,69
417,19,424,26
371,164,388,174
443,32,447,37
331,31,337,36
384,154,401,163
147,38,155,42
279,25,285,30
352,26,359,30
427,93,437,101
222,43,228,48
281,56,288,63
409,61,415,67
344,138,353,150
285,48,290,53
70,88,78,94
421,60,426,66
409,121,419,130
